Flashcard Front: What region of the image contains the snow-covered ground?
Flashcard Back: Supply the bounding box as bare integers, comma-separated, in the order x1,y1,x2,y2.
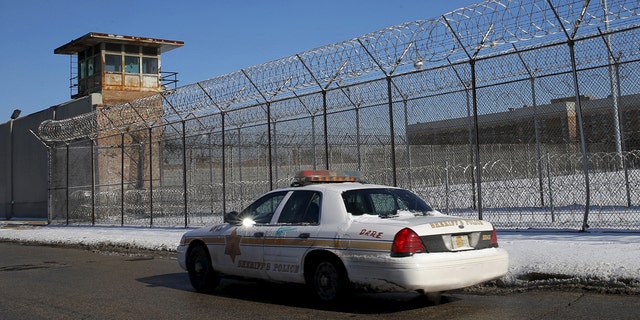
1,222,639,293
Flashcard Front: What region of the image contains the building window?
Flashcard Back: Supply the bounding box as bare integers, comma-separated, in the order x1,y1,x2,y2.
105,54,122,72
80,60,87,79
124,56,140,73
142,57,158,74
87,58,94,76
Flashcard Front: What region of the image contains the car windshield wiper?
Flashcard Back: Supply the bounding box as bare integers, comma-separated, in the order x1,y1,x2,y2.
378,210,434,218
378,211,399,218
411,210,435,216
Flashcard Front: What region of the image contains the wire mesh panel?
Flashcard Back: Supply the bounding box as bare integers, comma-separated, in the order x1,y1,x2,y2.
225,119,274,211
36,0,640,230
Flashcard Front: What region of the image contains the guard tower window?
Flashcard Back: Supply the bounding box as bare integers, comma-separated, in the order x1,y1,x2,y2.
105,54,122,72
142,57,158,74
78,50,86,80
124,56,140,73
87,57,94,76
80,60,87,80
103,44,158,75
78,47,100,79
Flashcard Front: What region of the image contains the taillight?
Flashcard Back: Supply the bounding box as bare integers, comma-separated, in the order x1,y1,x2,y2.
391,228,426,257
490,227,499,247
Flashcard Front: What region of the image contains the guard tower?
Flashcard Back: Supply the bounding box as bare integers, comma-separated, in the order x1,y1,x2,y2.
54,32,184,105
54,33,184,197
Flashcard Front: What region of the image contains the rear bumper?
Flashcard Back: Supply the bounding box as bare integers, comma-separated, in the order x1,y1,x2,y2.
345,247,509,293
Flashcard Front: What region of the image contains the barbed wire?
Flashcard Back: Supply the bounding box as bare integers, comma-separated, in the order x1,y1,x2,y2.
38,0,640,142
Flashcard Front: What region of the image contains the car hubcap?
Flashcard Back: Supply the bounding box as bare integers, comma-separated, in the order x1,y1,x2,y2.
316,263,337,300
194,260,204,273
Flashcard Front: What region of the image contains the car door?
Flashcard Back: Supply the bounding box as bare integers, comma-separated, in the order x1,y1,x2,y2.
263,190,322,282
212,190,289,278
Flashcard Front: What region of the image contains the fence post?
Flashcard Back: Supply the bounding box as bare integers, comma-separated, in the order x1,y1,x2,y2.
208,133,214,214
90,139,96,226
8,116,15,220
569,36,591,232
182,120,188,228
221,112,227,213
445,160,450,215
598,27,632,206
514,44,545,207
273,121,278,182
448,60,477,210
601,0,624,170
547,0,591,231
148,127,154,227
238,127,243,200
386,76,398,186
403,99,412,189
356,38,406,186
311,115,317,169
470,61,483,220
120,133,125,226
65,142,70,225
356,107,362,171
443,15,494,220
322,91,329,170
546,151,555,222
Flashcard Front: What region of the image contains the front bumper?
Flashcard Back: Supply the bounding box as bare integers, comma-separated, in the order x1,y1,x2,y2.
176,244,188,270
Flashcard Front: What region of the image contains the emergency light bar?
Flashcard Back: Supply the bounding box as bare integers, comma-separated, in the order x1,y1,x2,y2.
292,170,361,186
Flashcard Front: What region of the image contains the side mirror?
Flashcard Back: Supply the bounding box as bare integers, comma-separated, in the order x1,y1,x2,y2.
224,211,241,224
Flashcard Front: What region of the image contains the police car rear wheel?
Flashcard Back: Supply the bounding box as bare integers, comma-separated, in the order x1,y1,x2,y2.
187,244,219,293
311,259,348,304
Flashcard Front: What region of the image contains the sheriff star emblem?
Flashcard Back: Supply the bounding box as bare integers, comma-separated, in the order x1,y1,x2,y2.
224,228,242,262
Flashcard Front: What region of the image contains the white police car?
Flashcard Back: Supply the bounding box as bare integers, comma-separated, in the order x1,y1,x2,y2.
177,170,509,304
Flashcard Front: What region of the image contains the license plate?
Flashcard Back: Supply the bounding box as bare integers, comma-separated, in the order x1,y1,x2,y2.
451,235,470,250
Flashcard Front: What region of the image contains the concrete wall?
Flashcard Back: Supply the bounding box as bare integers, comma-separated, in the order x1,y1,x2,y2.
0,95,99,221
0,121,9,218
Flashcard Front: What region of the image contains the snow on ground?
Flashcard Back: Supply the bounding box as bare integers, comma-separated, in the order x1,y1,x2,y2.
1,222,639,293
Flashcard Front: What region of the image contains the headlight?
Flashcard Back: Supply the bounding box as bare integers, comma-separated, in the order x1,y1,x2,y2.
242,218,256,227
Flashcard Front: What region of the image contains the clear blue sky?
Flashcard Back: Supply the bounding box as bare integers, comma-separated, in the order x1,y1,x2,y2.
0,0,480,118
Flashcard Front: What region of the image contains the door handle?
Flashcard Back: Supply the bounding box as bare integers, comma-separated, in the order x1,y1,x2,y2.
254,232,264,237
299,233,310,239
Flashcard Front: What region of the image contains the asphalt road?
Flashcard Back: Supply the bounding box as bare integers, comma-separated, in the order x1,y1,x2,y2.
1,242,638,320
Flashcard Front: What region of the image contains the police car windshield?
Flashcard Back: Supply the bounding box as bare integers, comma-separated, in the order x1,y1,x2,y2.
342,188,434,217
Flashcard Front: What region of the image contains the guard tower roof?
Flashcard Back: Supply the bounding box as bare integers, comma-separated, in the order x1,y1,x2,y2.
54,32,184,55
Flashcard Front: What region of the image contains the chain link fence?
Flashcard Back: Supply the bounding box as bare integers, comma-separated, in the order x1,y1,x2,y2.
38,0,640,230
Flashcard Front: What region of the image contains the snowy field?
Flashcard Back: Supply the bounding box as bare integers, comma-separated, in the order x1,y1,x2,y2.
1,222,638,294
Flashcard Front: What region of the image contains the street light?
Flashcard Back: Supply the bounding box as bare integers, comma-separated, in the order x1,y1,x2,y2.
9,108,21,220
10,109,21,119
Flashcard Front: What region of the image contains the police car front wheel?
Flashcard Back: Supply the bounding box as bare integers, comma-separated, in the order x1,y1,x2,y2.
187,244,220,293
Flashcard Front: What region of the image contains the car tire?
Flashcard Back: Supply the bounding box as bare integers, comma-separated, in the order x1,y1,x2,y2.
310,258,350,305
187,244,220,293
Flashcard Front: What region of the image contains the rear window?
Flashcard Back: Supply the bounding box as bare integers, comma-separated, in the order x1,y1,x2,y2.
342,188,433,217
